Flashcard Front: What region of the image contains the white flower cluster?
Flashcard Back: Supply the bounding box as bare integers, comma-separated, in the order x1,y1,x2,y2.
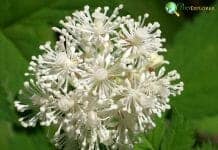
15,5,183,150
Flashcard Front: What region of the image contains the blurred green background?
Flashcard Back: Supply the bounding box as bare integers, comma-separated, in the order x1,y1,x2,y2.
0,0,218,149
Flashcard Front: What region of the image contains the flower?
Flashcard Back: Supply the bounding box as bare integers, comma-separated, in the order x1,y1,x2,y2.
59,96,113,150
27,37,83,93
77,53,124,99
117,15,166,58
15,5,183,150
53,5,124,53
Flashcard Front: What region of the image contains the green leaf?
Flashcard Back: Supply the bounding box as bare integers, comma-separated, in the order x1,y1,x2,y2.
134,117,165,150
0,0,54,28
0,30,53,149
160,112,194,150
134,111,194,150
134,136,155,150
0,121,53,150
146,117,166,150
0,31,27,95
0,30,26,121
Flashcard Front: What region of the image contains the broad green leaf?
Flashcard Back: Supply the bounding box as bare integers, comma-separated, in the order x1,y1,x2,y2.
0,30,53,149
0,31,27,95
0,30,26,121
0,121,53,150
0,0,54,28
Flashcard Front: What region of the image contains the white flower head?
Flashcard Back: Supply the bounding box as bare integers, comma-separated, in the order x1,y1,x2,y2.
15,5,183,150
118,15,166,56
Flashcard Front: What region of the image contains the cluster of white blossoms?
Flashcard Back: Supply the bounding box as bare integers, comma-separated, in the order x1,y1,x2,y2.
14,5,183,150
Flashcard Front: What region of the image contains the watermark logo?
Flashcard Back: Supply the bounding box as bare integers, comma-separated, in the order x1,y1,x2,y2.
165,2,180,17
165,1,216,17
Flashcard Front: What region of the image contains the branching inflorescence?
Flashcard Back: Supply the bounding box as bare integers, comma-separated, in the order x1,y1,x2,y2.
15,5,183,150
